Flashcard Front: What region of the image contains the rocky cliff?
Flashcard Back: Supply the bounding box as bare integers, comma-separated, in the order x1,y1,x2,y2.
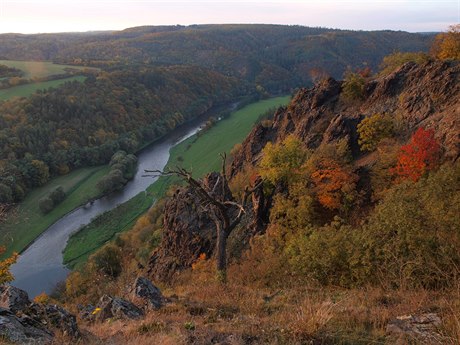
231,60,460,176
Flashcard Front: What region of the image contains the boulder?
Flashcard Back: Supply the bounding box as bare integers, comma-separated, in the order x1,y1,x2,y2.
94,295,144,321
0,307,53,344
132,277,163,310
386,313,444,344
0,284,31,313
28,303,80,339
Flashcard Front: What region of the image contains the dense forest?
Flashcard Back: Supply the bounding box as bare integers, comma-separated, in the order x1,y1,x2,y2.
0,66,247,203
0,25,434,92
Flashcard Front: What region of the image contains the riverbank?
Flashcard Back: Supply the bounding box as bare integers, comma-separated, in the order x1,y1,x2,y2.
0,166,109,257
1,97,250,259
63,95,290,268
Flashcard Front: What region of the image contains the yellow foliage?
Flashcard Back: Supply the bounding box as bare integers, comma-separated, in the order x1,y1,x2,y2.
259,135,310,184
431,24,460,60
0,247,18,285
357,113,394,152
33,292,50,304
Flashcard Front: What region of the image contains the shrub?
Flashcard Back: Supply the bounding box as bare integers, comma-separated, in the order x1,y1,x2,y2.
90,244,122,278
260,135,310,185
379,52,429,76
391,127,441,182
431,24,460,60
38,197,54,214
357,113,394,152
342,71,366,101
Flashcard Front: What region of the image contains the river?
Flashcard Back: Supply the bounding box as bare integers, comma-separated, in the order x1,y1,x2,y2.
10,114,213,297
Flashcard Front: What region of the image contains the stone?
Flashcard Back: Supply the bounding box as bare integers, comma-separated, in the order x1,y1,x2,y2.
386,313,444,344
0,307,53,344
95,295,144,321
0,284,31,313
132,277,163,310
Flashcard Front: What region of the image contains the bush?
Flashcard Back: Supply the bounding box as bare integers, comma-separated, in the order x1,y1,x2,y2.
38,186,67,214
49,186,66,204
90,244,122,278
357,113,394,152
379,52,429,76
38,197,54,214
342,71,366,101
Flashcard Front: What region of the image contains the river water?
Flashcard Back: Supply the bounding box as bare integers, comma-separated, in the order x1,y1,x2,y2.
10,116,210,297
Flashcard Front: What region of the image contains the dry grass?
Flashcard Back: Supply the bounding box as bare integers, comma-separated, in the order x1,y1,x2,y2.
62,261,459,345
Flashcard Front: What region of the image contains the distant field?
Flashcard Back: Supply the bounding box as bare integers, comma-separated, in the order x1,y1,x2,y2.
0,60,87,79
0,76,86,101
63,96,291,267
0,165,109,257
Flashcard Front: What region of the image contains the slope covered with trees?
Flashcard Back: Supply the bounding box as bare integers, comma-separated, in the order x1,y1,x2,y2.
0,66,247,204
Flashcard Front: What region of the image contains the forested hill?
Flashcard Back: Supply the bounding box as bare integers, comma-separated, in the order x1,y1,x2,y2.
0,25,434,92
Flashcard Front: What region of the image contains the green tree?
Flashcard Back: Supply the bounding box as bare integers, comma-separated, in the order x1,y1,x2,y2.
342,71,366,101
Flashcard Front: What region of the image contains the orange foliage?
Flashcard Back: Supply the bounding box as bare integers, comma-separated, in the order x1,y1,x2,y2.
310,158,358,210
0,246,18,284
391,127,441,182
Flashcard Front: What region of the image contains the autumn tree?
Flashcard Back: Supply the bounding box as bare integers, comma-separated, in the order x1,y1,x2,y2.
342,70,366,101
0,247,18,284
259,135,310,185
431,24,460,60
310,158,359,212
391,127,441,182
357,113,394,152
378,52,429,76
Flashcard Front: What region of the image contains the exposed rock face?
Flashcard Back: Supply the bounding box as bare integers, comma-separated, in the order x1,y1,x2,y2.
0,285,80,343
132,277,164,310
148,172,235,281
231,60,460,176
26,303,80,339
95,295,144,321
0,284,31,313
0,307,53,345
386,313,444,344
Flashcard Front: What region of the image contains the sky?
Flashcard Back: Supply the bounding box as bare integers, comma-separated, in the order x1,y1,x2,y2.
0,0,458,34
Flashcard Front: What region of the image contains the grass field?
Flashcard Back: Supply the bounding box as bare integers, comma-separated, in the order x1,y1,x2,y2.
62,95,291,267
0,60,87,79
0,76,86,101
1,165,109,257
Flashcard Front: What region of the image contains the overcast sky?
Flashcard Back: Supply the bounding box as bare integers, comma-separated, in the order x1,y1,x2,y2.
0,0,458,34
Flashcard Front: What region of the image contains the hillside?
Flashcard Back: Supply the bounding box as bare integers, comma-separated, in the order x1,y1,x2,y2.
7,58,454,344
0,25,433,92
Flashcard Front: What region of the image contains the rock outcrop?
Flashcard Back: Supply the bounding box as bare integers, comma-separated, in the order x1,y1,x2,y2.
386,313,444,344
231,60,460,177
0,284,80,344
94,295,144,321
148,172,236,281
132,276,164,310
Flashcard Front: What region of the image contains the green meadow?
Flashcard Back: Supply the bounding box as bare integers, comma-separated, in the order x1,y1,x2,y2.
1,165,109,257
63,95,291,267
0,60,87,79
0,76,86,101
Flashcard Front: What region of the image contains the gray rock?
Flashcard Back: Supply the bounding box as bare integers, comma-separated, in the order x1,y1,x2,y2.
386,313,444,344
133,277,164,310
0,284,31,313
0,307,53,344
95,295,144,321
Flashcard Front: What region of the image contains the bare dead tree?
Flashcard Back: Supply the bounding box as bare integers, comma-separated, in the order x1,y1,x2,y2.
145,153,261,281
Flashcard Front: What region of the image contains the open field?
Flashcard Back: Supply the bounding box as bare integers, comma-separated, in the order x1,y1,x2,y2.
1,165,109,257
62,96,291,267
0,60,87,79
0,76,86,101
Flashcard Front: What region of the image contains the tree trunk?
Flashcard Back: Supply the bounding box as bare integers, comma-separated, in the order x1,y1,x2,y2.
215,223,228,282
